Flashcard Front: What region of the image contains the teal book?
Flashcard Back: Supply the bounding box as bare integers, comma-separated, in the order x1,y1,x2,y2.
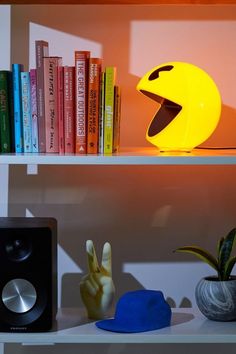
21,71,32,152
12,63,24,153
0,70,11,153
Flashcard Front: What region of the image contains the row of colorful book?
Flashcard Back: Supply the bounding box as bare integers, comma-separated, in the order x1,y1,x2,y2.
0,40,121,154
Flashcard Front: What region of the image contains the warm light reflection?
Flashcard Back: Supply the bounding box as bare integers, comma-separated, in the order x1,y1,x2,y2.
151,205,172,228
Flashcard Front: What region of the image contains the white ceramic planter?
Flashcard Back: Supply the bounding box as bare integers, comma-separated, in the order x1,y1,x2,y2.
195,276,236,321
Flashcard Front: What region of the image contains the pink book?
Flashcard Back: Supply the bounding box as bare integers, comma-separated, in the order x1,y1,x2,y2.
43,57,62,153
35,40,49,153
30,68,39,153
63,66,75,154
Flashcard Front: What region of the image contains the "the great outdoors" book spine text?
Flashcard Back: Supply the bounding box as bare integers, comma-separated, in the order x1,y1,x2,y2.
75,50,90,154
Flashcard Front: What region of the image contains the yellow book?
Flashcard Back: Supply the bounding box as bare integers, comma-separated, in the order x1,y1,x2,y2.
104,66,116,154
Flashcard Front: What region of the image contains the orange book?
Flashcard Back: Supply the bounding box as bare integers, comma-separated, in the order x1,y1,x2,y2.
75,50,90,154
87,58,102,154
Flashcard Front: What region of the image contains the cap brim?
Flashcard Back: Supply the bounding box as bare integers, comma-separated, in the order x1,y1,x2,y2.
96,319,169,333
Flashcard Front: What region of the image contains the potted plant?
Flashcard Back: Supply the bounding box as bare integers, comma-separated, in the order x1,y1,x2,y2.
174,228,236,321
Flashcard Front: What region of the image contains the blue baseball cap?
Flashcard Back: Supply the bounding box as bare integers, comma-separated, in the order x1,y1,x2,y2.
96,289,171,333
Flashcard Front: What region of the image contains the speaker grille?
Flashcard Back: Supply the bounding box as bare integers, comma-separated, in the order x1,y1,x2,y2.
0,217,57,331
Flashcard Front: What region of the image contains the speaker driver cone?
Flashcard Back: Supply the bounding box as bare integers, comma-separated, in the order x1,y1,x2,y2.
2,279,37,313
5,237,32,262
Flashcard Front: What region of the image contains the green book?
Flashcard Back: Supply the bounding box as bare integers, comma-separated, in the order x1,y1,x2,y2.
0,71,11,153
104,66,116,154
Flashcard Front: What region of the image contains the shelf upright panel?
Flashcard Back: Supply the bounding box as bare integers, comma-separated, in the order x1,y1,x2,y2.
0,165,9,217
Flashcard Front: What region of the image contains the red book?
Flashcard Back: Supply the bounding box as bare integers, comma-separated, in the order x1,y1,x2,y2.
43,57,62,153
35,40,49,153
75,50,90,154
57,64,64,154
63,66,75,154
87,58,102,154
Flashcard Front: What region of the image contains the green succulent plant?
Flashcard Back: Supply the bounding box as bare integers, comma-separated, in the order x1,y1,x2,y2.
174,228,236,281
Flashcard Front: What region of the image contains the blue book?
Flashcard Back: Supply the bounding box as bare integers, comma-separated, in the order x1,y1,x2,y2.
21,71,32,153
12,63,24,153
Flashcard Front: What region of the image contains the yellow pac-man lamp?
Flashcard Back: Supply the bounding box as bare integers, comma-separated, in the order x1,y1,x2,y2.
136,62,221,152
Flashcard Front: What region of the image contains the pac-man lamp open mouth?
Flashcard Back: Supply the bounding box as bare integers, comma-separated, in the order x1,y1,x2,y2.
136,62,222,152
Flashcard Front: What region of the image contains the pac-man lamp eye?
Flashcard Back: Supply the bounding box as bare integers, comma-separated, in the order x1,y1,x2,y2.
136,62,221,152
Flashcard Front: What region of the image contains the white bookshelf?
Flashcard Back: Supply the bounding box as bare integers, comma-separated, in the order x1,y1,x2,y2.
0,308,236,345
2,3,236,352
1,148,236,165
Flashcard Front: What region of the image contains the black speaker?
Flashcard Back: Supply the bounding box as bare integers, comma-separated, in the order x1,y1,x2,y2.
0,217,57,332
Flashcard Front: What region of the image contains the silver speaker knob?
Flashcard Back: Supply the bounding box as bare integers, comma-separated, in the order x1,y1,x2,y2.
2,279,37,313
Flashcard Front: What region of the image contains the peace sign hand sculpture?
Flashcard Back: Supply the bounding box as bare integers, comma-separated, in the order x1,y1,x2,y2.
80,240,115,319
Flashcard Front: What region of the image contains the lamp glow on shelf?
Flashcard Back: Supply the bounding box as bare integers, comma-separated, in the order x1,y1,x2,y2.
136,62,222,152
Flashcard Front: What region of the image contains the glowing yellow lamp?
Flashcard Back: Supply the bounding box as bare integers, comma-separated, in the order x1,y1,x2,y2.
136,62,221,152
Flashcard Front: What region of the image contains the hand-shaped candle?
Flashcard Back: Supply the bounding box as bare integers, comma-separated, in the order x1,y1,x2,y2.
80,240,115,319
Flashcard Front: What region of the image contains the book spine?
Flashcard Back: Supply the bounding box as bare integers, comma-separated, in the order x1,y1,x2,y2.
7,71,15,152
63,66,75,154
98,71,105,154
21,72,32,153
35,40,49,153
0,71,11,153
75,50,90,154
113,85,121,153
58,64,64,154
30,69,39,153
87,58,102,154
12,63,24,153
43,57,60,153
104,66,116,154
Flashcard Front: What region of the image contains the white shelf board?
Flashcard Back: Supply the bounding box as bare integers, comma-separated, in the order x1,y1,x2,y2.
0,308,236,344
1,148,236,165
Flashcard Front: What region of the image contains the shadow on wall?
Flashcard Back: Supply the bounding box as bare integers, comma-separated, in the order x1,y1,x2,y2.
8,161,236,308
8,4,236,308
61,272,145,308
61,273,192,309
10,5,236,148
